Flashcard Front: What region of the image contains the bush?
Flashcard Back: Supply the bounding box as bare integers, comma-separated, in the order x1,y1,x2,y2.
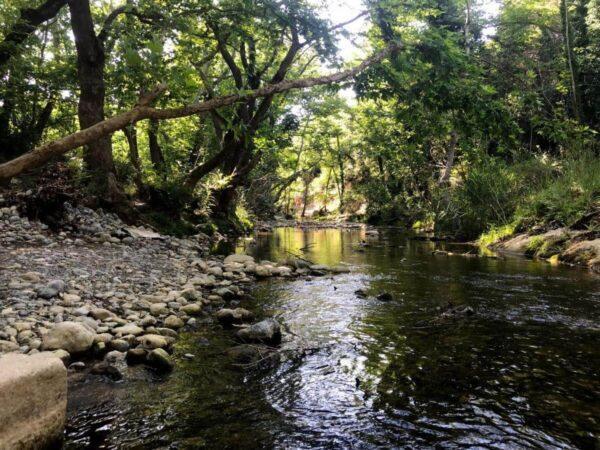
434,157,525,239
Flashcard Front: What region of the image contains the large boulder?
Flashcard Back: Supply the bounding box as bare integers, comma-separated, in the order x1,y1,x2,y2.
236,318,282,345
0,353,67,449
42,321,95,354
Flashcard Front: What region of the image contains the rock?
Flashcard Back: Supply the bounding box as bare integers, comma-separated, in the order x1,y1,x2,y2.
42,322,95,354
331,265,351,273
137,334,168,349
164,315,184,330
354,289,368,299
207,266,223,277
180,303,202,315
90,308,115,321
224,254,255,265
214,287,236,299
0,353,67,449
254,265,273,277
61,293,81,305
109,339,130,352
150,303,168,316
91,362,123,380
179,288,201,301
226,345,279,368
94,333,114,344
68,362,86,371
216,308,254,326
376,292,393,301
37,286,59,300
0,340,19,353
146,348,174,372
156,328,178,338
48,349,70,365
126,348,147,365
274,266,293,276
236,318,282,345
140,316,157,327
113,324,144,337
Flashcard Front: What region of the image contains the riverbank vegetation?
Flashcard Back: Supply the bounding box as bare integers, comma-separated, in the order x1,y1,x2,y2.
1,0,598,241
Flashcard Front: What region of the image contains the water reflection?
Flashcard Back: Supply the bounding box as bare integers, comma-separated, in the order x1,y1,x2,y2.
65,227,600,449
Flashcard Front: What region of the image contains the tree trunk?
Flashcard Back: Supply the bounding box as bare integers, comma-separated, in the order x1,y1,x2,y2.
335,134,345,211
68,0,121,203
301,177,310,218
439,131,458,184
148,118,166,176
123,124,145,193
561,0,582,121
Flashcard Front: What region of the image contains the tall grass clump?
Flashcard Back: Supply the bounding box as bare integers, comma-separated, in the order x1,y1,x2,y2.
516,152,600,229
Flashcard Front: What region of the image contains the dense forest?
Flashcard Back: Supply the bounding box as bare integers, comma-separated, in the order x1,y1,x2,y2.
1,0,598,239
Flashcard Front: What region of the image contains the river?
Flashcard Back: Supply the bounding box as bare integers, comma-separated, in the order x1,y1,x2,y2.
64,227,600,449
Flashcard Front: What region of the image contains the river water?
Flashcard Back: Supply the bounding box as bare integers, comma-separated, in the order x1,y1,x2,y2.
65,227,600,449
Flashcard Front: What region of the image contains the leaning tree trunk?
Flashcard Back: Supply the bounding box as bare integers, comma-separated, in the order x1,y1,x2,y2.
68,0,121,203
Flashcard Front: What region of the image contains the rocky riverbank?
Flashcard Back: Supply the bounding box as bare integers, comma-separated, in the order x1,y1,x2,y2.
491,227,600,273
0,201,348,380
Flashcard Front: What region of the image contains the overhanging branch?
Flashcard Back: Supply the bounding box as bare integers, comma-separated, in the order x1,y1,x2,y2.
0,43,400,182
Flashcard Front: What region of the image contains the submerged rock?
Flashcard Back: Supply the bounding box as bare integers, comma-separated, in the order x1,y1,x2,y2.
377,292,393,301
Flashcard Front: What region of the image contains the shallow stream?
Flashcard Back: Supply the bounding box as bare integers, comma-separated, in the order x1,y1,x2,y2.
65,227,600,449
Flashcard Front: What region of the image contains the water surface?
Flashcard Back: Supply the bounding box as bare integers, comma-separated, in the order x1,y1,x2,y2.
65,227,600,449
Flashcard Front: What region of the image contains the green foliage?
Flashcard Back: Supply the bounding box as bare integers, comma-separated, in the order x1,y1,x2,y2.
434,157,525,239
516,151,600,228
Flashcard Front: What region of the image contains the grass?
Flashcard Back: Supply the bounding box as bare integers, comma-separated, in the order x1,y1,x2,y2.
516,153,600,229
478,222,517,247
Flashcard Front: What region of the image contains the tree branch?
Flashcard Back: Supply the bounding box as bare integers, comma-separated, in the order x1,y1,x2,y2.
0,0,68,70
0,43,400,182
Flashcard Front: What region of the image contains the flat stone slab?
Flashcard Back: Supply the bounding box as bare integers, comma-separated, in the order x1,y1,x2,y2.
0,353,67,449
